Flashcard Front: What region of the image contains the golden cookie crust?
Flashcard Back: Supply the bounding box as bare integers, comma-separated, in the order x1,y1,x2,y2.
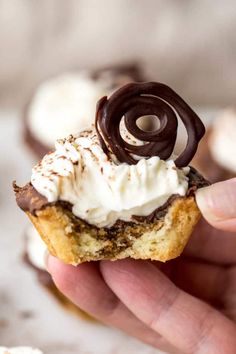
26,196,200,265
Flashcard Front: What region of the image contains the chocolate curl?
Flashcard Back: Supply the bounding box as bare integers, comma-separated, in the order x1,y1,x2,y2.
95,82,205,168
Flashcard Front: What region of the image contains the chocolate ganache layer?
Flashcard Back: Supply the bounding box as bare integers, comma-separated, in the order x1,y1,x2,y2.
14,167,209,229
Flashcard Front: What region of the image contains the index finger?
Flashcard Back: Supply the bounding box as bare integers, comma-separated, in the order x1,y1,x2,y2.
100,259,236,354
184,218,236,265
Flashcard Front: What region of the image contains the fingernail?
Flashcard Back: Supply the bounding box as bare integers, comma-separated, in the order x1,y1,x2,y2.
196,178,236,222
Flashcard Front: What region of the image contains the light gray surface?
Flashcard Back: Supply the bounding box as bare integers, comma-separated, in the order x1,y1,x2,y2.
0,109,217,354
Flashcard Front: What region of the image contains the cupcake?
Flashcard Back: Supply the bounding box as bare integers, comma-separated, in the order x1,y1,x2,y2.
24,225,93,319
24,64,145,158
0,348,43,354
22,64,145,318
15,82,208,265
193,108,236,182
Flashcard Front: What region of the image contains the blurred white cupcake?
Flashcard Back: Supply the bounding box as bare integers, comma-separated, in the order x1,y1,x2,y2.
24,225,94,320
193,108,236,182
24,64,145,158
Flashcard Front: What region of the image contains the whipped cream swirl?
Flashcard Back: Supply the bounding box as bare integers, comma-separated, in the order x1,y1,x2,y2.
31,128,190,227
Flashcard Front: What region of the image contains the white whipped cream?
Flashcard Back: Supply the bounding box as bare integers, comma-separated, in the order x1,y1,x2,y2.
28,73,107,147
26,225,47,270
31,128,190,228
209,108,236,173
0,348,43,354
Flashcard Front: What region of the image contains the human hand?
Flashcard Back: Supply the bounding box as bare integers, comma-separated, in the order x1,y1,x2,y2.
47,178,236,354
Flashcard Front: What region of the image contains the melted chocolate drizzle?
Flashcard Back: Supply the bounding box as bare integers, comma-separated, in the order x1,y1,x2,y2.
95,82,205,167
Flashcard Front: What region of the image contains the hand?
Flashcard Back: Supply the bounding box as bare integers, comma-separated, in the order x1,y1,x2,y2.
47,179,236,354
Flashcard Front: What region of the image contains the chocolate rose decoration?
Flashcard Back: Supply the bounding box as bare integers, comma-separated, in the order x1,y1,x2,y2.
95,82,205,167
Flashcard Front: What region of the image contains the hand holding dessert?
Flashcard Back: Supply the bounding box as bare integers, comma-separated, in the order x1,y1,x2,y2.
15,82,208,264
47,178,236,354
14,81,236,353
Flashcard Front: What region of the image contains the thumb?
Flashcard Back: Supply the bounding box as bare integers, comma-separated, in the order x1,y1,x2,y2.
196,178,236,232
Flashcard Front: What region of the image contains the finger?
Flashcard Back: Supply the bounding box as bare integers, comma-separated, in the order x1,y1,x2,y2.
159,258,227,307
47,256,179,353
196,178,236,232
185,218,236,265
101,259,236,354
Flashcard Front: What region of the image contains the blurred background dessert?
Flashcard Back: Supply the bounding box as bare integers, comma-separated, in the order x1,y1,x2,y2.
24,64,145,158
24,225,94,320
0,348,43,354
